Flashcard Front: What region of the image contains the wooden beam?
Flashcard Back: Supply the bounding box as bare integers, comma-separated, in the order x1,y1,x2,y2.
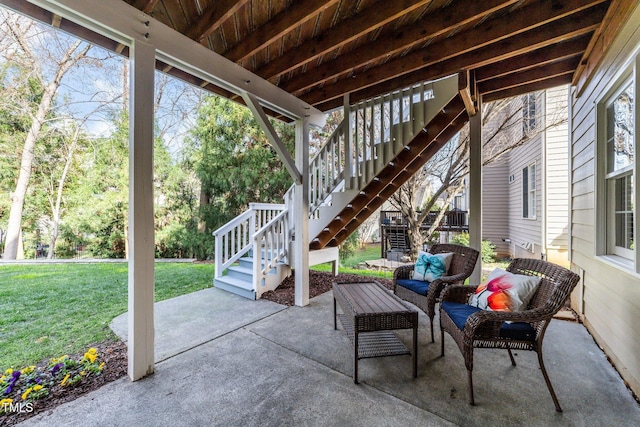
255,0,435,80
280,0,522,94
225,0,340,63
51,13,61,27
283,0,603,96
482,75,573,102
573,0,639,96
185,0,249,42
312,4,605,110
458,70,477,116
478,56,580,94
474,35,590,82
241,92,302,185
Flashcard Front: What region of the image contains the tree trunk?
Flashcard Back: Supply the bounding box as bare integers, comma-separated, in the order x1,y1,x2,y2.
4,88,53,259
47,128,81,259
3,39,88,259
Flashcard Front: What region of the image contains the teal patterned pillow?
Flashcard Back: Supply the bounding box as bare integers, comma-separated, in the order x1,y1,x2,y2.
412,251,454,282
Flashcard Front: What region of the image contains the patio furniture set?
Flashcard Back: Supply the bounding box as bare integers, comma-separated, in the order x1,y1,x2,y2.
332,244,580,412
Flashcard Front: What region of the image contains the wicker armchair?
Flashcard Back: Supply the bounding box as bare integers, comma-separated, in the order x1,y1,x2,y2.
394,243,479,343
439,258,580,412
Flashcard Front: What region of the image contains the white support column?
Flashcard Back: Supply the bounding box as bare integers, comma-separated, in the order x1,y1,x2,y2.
469,97,483,284
128,39,155,381
343,93,353,189
294,117,310,306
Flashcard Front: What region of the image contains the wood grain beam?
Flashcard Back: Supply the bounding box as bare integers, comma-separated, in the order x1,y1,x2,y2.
255,0,436,80
573,0,638,96
225,0,341,63
279,0,522,94
310,4,606,110
478,56,580,94
474,35,590,82
483,75,573,102
283,0,605,96
185,0,249,43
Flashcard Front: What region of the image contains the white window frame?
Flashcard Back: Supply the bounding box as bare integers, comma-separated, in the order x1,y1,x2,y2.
522,162,536,219
596,53,639,271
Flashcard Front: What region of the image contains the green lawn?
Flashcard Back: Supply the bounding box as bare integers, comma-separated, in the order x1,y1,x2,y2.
0,262,213,370
312,243,394,280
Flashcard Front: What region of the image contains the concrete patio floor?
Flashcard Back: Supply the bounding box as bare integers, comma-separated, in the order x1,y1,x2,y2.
21,287,640,426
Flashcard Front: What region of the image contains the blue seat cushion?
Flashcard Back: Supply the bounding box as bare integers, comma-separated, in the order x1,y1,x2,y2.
396,279,430,296
441,301,536,341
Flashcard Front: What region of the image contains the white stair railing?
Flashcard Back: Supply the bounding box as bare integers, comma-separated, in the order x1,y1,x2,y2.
304,80,438,217
213,203,285,281
252,209,289,298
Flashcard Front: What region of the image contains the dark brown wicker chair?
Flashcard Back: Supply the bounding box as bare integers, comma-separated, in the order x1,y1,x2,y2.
394,243,479,343
439,258,580,412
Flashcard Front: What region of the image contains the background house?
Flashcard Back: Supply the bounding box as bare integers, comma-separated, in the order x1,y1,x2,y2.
482,86,570,265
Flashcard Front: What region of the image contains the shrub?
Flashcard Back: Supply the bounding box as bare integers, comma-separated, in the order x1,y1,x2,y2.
451,233,496,263
339,231,359,261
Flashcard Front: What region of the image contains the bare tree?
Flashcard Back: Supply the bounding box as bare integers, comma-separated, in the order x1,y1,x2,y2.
390,91,568,258
1,11,95,259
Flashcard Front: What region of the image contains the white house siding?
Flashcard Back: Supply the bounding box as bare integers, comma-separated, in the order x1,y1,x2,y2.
544,86,569,266
482,157,509,257
569,5,640,396
507,130,543,259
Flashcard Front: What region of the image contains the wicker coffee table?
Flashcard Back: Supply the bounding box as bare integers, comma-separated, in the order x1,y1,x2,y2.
333,281,418,383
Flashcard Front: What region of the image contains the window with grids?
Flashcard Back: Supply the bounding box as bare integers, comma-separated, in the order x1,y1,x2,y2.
605,80,635,259
523,93,537,134
522,163,536,219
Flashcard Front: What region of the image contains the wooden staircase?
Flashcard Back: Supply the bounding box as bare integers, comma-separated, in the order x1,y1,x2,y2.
213,74,469,299
310,94,468,249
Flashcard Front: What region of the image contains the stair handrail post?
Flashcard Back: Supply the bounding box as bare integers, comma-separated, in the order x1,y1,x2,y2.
214,231,223,280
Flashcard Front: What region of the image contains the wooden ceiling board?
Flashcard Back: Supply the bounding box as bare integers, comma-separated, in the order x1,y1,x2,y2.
178,0,201,31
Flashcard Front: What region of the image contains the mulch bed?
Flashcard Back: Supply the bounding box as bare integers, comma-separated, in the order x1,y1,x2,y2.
261,270,393,306
1,340,128,426
1,271,386,425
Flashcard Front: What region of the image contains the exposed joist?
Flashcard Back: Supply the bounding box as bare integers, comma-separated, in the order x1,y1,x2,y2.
241,92,302,185
478,56,580,94
185,0,248,42
483,74,574,102
312,4,606,110
225,0,340,63
474,35,590,82
255,0,436,80
280,0,523,95
573,0,639,96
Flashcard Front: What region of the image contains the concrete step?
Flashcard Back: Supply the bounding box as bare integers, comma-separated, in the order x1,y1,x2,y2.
214,275,256,300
